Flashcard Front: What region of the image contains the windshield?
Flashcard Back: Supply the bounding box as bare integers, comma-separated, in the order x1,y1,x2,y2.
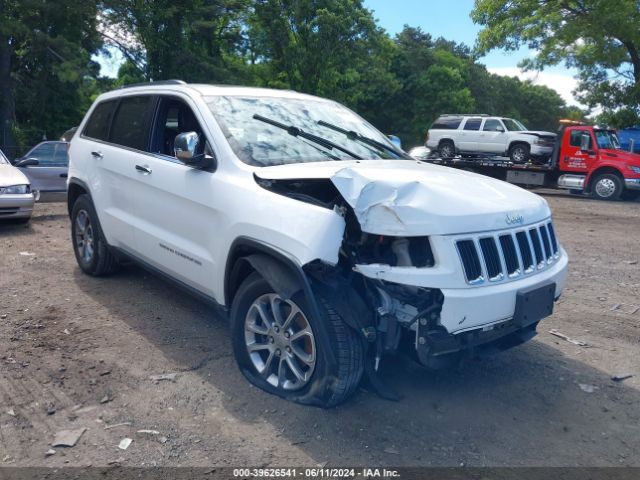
206,95,403,166
0,149,9,165
595,130,621,150
501,118,527,131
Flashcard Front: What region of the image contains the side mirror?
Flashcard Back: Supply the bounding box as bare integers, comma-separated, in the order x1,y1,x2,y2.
580,134,591,151
16,158,39,167
174,131,215,170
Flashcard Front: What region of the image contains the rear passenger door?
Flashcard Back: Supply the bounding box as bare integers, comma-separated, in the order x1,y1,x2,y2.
458,117,482,152
130,94,223,297
80,96,155,249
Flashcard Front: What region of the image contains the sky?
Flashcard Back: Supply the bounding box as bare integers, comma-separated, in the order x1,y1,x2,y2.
96,0,581,106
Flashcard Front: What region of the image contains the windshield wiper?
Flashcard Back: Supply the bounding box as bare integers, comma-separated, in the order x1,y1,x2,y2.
252,114,362,160
317,120,411,159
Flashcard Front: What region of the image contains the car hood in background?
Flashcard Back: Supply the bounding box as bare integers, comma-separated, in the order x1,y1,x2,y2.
256,160,551,236
0,164,30,188
520,131,556,139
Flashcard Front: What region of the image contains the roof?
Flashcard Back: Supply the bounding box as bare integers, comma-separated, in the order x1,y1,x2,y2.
97,81,323,102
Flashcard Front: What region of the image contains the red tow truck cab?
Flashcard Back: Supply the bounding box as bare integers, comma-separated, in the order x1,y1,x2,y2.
425,120,640,201
553,121,640,200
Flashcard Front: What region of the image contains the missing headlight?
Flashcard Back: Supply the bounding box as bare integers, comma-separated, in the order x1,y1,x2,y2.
354,234,434,268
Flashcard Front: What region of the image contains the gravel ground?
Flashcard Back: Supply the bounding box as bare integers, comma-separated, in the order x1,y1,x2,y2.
0,192,639,467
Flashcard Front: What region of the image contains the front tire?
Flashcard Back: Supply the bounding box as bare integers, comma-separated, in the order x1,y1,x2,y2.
71,194,120,276
509,143,530,163
590,173,622,201
231,273,363,407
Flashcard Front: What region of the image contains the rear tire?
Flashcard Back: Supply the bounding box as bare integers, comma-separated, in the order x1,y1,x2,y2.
590,173,622,201
231,272,363,407
438,141,455,159
509,143,530,163
71,194,120,276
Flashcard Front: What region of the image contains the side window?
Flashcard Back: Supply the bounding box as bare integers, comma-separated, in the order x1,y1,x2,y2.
53,143,69,166
152,97,205,158
483,119,503,131
464,118,482,131
431,117,462,130
83,100,117,141
28,143,56,165
109,96,154,151
569,130,592,149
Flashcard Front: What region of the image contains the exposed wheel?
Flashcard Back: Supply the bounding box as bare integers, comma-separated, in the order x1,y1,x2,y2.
509,143,530,163
71,194,120,275
438,141,455,159
590,173,622,201
231,272,363,407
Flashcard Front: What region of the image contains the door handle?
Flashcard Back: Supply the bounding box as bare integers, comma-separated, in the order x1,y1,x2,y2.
59,173,68,178
135,165,152,174
91,151,103,159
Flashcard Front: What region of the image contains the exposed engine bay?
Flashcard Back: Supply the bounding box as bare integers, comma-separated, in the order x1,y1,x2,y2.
255,175,446,374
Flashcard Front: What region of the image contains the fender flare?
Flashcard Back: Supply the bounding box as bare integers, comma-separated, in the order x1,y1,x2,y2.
67,177,91,217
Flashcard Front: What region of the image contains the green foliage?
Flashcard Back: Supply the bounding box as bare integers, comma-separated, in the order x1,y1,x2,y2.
472,0,640,113
0,0,102,150
101,0,251,83
0,0,608,154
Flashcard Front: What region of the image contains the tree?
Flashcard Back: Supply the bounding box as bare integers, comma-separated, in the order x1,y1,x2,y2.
0,0,101,152
248,0,400,118
471,0,640,114
383,27,475,145
101,0,250,83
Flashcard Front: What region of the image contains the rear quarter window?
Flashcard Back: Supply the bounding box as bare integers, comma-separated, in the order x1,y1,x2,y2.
431,117,462,130
83,100,117,141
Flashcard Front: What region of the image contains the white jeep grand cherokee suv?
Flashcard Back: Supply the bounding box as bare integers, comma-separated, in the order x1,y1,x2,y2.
68,81,568,407
426,114,557,163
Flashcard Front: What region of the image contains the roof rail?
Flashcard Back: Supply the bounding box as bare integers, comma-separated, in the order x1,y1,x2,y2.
440,113,490,117
117,79,186,89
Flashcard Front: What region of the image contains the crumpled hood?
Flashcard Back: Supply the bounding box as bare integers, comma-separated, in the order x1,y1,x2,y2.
257,160,551,235
0,164,30,188
521,131,556,138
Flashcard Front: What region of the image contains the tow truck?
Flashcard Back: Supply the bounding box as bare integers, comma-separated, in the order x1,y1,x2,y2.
424,120,640,201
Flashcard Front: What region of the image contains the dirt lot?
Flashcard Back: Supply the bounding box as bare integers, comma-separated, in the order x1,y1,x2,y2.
1,192,639,468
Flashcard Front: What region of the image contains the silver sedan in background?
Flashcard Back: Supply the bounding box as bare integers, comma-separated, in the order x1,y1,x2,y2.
13,141,69,201
0,148,34,223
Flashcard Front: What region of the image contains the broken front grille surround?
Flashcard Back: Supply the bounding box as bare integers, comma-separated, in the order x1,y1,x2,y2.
456,219,561,285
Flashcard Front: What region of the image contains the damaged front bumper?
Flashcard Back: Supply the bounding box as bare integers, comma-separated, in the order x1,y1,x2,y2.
354,243,568,366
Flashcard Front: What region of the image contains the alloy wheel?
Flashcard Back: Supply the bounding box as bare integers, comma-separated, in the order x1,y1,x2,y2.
244,293,316,390
74,209,95,264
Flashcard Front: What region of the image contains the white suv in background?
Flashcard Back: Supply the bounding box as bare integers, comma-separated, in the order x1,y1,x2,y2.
426,114,557,163
68,82,568,407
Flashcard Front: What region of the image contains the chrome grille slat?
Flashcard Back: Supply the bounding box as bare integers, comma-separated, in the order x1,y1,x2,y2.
456,219,561,285
529,228,545,266
479,237,503,281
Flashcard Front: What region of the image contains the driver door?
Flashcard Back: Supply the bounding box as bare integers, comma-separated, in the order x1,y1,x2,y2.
16,142,69,192
131,95,224,297
562,128,596,173
478,118,505,154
